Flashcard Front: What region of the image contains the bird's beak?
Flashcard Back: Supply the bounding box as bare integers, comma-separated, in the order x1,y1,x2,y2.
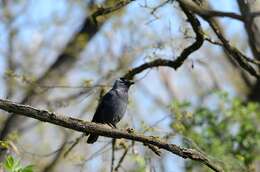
119,77,134,86
128,80,134,86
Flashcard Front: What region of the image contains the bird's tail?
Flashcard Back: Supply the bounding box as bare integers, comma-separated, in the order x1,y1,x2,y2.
87,134,99,144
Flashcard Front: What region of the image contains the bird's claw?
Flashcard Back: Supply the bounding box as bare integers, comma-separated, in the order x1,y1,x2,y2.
106,123,116,129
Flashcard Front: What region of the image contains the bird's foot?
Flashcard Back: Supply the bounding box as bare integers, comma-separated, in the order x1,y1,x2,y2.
126,127,135,133
106,123,117,129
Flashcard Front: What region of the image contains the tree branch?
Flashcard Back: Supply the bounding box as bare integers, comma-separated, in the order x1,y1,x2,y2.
0,98,223,172
124,0,204,80
179,0,260,21
237,0,260,61
206,18,260,78
114,143,129,171
179,0,260,78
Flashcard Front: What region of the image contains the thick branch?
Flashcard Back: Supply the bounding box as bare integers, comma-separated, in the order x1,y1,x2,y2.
0,98,222,172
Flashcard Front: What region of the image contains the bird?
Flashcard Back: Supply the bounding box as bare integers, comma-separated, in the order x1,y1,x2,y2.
87,77,134,144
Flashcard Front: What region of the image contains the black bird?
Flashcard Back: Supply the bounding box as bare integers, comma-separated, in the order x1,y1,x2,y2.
87,78,134,144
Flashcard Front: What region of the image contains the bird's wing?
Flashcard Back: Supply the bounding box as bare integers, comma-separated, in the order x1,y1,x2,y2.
91,90,114,123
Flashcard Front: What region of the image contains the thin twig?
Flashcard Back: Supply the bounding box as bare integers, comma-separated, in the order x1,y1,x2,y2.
114,146,129,171
85,142,111,162
64,134,85,158
111,139,116,172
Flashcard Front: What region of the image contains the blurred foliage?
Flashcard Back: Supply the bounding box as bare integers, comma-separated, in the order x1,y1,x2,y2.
2,155,34,172
130,154,146,172
170,91,260,172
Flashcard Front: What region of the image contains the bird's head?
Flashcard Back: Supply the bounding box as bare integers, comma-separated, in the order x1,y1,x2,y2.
113,77,134,90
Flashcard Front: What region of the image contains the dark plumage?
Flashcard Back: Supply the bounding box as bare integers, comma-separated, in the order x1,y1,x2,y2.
87,78,134,144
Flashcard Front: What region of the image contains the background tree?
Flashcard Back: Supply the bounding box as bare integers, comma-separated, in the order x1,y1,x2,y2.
0,0,259,171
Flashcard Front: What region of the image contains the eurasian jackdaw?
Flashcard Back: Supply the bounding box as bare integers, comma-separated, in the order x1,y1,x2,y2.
87,78,134,144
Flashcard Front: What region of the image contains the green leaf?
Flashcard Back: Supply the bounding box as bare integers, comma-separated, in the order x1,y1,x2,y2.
3,156,34,172
172,91,260,171
21,165,34,172
4,156,15,171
